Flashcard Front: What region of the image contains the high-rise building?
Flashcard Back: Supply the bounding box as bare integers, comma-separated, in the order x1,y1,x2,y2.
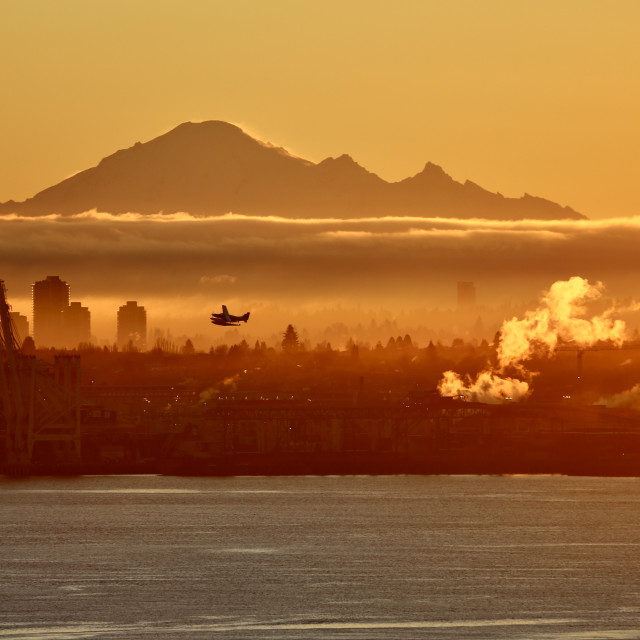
32,276,70,347
117,301,147,350
9,311,29,344
457,281,476,309
32,276,92,348
61,301,91,347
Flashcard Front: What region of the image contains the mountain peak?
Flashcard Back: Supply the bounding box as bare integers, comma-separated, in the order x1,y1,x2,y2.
317,154,372,173
422,161,447,174
151,120,255,148
0,121,586,220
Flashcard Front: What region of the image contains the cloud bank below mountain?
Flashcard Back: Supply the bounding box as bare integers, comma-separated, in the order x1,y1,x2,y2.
2,213,639,310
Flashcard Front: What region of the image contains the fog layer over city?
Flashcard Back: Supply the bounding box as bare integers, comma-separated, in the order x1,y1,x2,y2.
3,212,640,346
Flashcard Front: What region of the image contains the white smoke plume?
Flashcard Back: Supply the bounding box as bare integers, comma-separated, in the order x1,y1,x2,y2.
438,276,629,403
438,370,530,404
597,384,640,411
497,277,626,369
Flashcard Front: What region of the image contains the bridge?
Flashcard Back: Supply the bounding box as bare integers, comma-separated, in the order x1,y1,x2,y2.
0,280,81,473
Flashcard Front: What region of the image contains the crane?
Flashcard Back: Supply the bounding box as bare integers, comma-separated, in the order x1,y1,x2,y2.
1,280,81,473
554,340,640,399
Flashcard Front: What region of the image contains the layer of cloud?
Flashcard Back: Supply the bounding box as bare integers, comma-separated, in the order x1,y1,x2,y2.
3,212,640,312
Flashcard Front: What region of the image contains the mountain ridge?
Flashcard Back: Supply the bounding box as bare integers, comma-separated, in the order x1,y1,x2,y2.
0,120,585,220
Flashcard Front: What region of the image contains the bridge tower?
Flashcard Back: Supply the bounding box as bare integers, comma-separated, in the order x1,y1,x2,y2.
0,280,81,473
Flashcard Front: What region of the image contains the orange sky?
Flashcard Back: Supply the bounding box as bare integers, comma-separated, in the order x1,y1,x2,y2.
2,1,639,219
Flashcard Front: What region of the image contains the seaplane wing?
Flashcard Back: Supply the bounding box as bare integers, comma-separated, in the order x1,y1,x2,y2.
210,305,250,327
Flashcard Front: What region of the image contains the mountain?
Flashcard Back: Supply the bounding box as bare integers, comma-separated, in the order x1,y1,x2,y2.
0,121,584,220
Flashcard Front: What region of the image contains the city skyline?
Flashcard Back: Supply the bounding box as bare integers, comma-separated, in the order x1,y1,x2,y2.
25,276,147,349
9,272,640,355
3,3,640,636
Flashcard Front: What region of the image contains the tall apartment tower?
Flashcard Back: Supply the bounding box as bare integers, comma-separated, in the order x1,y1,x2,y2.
32,276,70,347
62,301,91,347
457,281,476,309
117,301,147,350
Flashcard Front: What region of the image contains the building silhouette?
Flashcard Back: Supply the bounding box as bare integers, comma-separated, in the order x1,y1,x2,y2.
457,281,476,309
32,276,92,348
9,311,29,343
62,301,91,347
117,301,147,350
32,276,70,347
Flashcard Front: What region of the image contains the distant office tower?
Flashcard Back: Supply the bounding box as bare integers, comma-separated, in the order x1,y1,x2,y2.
9,311,29,343
32,276,70,347
61,301,91,347
457,281,476,309
117,301,147,350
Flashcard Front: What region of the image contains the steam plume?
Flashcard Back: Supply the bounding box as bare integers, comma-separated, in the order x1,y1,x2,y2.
438,277,628,403
597,384,640,411
438,370,530,404
498,277,625,369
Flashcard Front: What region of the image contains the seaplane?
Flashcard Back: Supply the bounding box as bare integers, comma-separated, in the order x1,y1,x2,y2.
210,305,250,327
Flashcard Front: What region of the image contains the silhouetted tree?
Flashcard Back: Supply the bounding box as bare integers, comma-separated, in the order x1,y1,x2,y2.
181,338,195,355
345,337,360,359
228,340,250,359
20,336,35,355
124,339,138,353
213,344,228,357
253,340,268,357
78,342,100,353
152,337,177,354
282,324,299,352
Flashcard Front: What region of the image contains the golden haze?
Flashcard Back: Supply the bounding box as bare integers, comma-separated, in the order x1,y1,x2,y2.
1,1,639,218
3,213,640,346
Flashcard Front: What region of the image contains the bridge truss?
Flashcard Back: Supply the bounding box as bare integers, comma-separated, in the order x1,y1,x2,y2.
0,280,81,471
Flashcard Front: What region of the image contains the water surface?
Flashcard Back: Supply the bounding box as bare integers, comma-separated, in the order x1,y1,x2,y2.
1,474,640,639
